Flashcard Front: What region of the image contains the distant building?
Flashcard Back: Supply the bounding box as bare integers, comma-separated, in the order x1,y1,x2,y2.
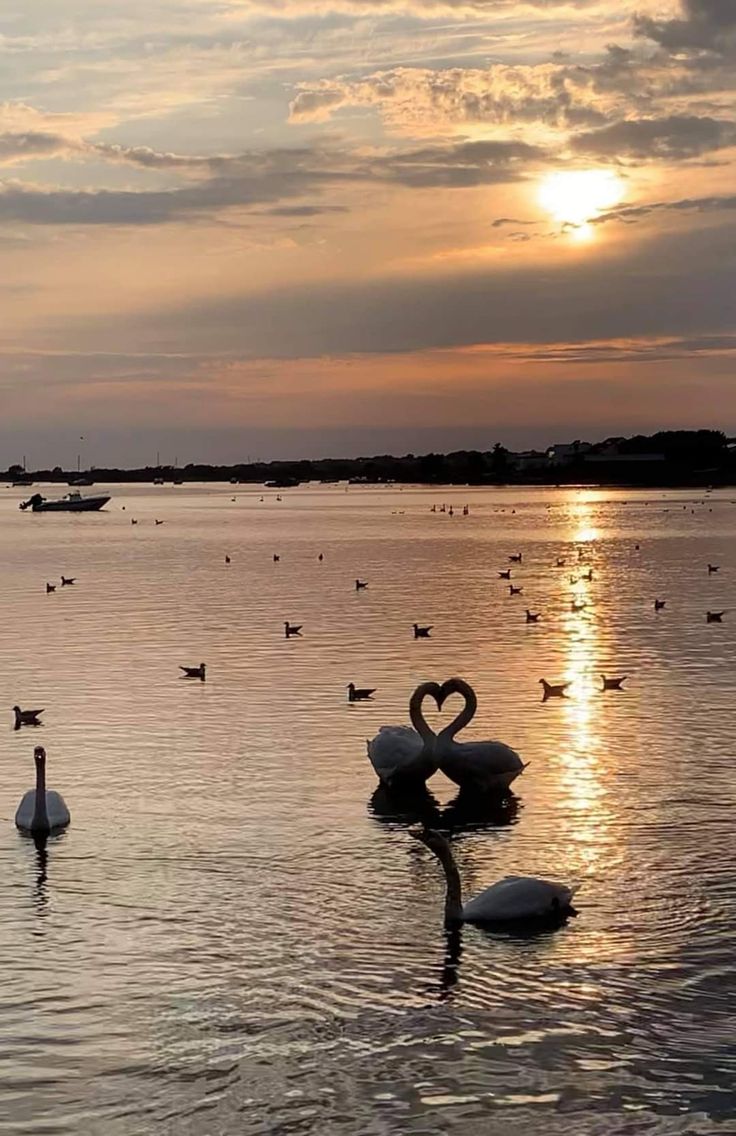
546,440,593,465
510,450,549,472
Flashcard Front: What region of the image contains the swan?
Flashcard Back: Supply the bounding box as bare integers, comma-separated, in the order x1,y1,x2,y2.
409,826,578,927
15,746,70,835
284,621,302,637
366,681,442,789
432,678,525,793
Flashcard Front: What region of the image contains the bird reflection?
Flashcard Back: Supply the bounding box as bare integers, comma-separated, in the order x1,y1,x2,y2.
369,786,520,834
369,784,441,828
31,833,50,919
437,927,463,1001
440,789,519,834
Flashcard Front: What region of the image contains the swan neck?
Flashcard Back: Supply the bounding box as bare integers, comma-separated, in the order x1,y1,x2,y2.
438,680,477,743
409,684,438,745
32,760,49,834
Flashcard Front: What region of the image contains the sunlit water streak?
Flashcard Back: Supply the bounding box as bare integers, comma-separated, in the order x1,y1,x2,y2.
0,484,734,1134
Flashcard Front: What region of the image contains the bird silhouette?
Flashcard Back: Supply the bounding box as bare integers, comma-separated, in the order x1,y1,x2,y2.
540,679,569,700
284,621,302,638
601,674,627,691
347,683,376,702
180,663,206,680
413,623,432,638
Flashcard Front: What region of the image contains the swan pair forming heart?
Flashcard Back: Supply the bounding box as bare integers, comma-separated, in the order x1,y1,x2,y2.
367,677,526,793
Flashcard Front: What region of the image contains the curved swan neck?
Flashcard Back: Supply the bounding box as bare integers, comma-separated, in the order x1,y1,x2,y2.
437,678,477,743
32,754,49,834
409,682,441,745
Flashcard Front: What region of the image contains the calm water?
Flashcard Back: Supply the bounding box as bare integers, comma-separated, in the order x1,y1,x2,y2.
1,484,734,1135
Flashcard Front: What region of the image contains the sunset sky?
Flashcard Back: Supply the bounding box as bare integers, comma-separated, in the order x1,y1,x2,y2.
1,0,735,466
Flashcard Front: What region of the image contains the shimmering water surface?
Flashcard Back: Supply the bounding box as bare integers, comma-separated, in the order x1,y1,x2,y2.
1,484,734,1135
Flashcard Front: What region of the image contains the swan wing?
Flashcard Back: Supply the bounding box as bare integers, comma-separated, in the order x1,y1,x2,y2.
367,725,435,786
439,739,524,790
462,876,576,922
45,791,71,829
14,790,36,829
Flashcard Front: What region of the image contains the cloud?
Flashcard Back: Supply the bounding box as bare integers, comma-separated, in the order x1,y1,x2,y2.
635,0,736,56
0,136,543,225
595,192,736,225
571,114,736,159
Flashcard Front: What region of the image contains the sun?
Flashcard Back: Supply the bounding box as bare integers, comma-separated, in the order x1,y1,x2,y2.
538,170,624,238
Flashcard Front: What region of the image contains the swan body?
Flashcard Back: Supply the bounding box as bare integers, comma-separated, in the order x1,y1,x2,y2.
15,747,70,835
366,681,443,788
411,827,577,926
431,678,525,792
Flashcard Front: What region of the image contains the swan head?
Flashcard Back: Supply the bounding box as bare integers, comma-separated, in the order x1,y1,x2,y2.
408,825,450,855
12,705,21,714
34,745,46,766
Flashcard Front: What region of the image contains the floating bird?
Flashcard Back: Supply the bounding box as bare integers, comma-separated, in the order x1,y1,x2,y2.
654,599,666,611
355,579,368,590
366,682,440,789
540,679,569,700
556,558,566,567
273,554,280,562
509,552,522,563
525,610,540,623
347,683,376,702
46,583,56,594
155,519,164,526
13,706,43,729
634,543,640,550
318,553,324,561
432,677,526,794
601,674,627,691
571,598,586,613
509,585,523,596
580,568,594,581
284,621,302,638
15,746,70,836
706,611,725,623
225,555,231,564
498,569,512,580
708,564,719,574
409,827,578,927
413,623,432,638
60,576,75,587
131,519,138,525
180,663,206,680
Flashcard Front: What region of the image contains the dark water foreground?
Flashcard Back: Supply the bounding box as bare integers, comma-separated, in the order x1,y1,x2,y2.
1,485,734,1134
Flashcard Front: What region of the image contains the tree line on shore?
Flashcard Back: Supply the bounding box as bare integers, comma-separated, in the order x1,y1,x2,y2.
5,430,735,487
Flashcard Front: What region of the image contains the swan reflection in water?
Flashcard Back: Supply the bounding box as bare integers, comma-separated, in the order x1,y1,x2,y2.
369,785,519,834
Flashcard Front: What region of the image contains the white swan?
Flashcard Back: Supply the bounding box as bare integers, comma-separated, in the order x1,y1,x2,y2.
433,678,525,793
410,826,578,926
366,681,443,789
15,746,70,835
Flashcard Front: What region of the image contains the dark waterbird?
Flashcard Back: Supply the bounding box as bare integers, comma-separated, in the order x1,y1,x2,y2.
601,674,627,691
654,598,666,611
509,584,523,596
45,583,56,594
498,569,512,580
225,555,231,564
355,578,368,590
273,554,280,562
180,663,206,680
13,706,44,729
413,623,432,638
284,621,302,638
347,683,376,702
525,610,540,622
706,611,725,623
60,576,75,586
708,564,719,574
540,678,569,700
509,552,522,563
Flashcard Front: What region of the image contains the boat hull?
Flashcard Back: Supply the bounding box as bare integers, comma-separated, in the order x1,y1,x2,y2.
33,496,110,512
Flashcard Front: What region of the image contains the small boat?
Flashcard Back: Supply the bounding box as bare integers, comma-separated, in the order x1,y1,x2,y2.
67,476,94,487
20,490,110,513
